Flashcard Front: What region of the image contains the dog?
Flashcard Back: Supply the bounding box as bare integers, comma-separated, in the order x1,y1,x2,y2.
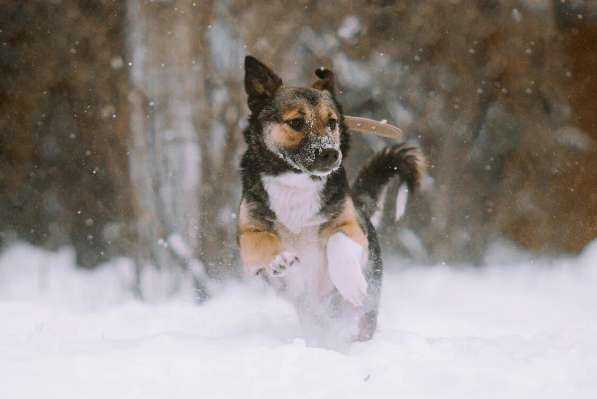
238,56,425,343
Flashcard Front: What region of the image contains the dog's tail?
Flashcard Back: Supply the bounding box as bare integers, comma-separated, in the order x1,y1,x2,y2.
352,143,426,223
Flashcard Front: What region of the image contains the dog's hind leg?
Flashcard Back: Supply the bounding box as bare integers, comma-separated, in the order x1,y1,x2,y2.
356,221,383,341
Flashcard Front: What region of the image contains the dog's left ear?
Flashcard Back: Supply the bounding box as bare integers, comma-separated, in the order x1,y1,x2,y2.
244,56,283,113
312,67,336,96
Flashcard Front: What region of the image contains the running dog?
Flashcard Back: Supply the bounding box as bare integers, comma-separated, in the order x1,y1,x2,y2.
238,56,425,343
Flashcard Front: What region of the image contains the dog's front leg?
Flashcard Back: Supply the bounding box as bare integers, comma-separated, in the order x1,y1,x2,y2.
326,232,368,307
239,230,298,277
238,199,298,277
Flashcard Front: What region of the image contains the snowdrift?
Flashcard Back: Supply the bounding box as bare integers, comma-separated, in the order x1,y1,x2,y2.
1,241,596,398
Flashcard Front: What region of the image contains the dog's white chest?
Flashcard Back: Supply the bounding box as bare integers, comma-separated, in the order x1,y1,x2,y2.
262,173,325,233
262,173,332,301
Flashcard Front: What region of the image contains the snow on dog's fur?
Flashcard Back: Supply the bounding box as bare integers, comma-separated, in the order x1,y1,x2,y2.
238,56,425,343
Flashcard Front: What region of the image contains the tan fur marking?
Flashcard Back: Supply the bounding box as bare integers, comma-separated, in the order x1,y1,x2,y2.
238,199,281,274
322,197,368,251
319,106,337,124
270,123,305,147
282,108,305,120
315,105,338,134
239,231,281,275
251,80,264,95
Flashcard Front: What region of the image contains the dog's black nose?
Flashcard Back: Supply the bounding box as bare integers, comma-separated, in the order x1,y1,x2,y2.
313,148,340,171
320,148,339,164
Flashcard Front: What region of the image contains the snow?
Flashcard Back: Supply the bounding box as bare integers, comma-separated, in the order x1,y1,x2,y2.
338,16,361,41
1,241,597,398
556,126,595,152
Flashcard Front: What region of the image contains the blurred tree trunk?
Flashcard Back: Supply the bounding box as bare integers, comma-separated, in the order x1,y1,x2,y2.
0,1,133,266
126,0,212,299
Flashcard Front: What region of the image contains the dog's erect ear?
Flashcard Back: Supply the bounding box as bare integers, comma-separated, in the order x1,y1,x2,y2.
312,67,336,95
244,56,283,111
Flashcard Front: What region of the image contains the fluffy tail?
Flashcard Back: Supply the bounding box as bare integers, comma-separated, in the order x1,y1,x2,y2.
352,143,426,221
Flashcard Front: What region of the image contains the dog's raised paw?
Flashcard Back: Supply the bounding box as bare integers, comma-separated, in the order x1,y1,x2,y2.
268,251,299,276
326,233,368,308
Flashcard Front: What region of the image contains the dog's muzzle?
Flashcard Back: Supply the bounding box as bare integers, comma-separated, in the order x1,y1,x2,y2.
313,148,340,171
309,147,342,175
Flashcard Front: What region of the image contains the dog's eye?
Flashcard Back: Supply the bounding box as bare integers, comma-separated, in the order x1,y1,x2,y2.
328,118,337,130
287,118,305,131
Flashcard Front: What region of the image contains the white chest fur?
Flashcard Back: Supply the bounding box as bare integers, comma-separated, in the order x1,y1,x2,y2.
261,173,330,302
262,172,325,234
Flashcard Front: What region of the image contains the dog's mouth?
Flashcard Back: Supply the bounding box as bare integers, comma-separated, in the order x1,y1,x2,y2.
308,164,340,177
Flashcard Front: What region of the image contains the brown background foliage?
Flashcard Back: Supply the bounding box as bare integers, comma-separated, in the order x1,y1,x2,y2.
1,0,595,272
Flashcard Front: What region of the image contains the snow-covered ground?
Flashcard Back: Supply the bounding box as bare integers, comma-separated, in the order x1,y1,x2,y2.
1,241,596,399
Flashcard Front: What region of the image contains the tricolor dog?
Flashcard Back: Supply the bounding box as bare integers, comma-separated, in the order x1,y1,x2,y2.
238,56,425,343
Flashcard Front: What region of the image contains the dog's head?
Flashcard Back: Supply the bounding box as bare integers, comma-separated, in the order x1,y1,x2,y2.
244,56,345,176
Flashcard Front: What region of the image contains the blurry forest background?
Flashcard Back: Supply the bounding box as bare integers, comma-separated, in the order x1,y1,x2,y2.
1,0,596,295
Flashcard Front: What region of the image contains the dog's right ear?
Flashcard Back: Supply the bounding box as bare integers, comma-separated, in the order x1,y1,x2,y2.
312,67,336,96
244,56,283,112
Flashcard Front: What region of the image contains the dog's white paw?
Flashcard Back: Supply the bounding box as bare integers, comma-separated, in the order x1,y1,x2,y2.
266,251,299,277
326,233,368,307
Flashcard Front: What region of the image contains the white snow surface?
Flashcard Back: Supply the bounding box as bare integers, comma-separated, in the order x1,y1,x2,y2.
1,241,597,398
